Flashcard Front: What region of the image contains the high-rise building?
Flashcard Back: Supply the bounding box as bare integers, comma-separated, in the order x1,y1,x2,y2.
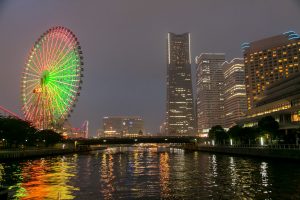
222,58,247,128
242,31,300,110
240,31,300,129
166,32,195,135
102,116,144,137
195,53,225,134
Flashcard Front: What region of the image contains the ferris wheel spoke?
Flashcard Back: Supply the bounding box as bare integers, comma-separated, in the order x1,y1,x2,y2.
22,78,40,84
46,34,55,71
50,74,80,80
40,37,46,70
50,79,78,88
25,61,41,75
49,82,75,100
49,33,65,69
45,34,51,68
28,59,42,74
50,33,73,70
48,33,58,68
50,53,78,74
23,96,34,115
22,71,40,78
50,64,78,76
47,85,66,116
50,42,75,71
51,34,76,70
44,90,55,120
34,44,46,71
42,36,50,70
23,83,39,94
24,102,36,120
23,92,35,108
31,94,42,122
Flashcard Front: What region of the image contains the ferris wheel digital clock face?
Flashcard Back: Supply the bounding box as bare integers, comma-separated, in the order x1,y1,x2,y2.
21,26,84,129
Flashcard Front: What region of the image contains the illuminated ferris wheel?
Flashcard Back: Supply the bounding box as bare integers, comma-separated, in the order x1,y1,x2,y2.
21,26,83,129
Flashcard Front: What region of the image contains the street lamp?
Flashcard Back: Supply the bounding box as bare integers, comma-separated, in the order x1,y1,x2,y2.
260,137,264,146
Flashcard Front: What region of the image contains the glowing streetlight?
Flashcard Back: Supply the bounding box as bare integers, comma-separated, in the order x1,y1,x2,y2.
260,137,264,146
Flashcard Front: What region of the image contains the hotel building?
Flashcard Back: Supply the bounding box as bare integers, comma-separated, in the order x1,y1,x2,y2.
241,31,300,129
222,58,247,128
166,32,195,135
195,53,225,134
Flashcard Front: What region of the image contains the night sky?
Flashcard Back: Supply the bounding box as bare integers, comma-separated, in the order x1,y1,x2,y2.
1,0,300,136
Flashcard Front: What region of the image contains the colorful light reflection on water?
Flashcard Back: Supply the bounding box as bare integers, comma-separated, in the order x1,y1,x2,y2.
1,146,300,199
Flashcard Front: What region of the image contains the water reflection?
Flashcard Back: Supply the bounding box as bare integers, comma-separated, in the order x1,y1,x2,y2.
229,157,237,186
159,152,170,198
2,156,78,199
100,153,115,200
1,147,300,199
260,162,269,187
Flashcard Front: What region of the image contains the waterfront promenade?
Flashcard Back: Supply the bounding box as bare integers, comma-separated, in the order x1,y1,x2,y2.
182,143,300,160
0,146,106,160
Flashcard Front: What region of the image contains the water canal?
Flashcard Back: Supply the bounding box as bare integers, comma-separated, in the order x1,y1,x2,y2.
1,145,300,199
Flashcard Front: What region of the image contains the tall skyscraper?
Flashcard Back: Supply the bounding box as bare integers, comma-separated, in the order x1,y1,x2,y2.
242,31,300,110
166,32,195,135
222,58,247,128
195,53,225,134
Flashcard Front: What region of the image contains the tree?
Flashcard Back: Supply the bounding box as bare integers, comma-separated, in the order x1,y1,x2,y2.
241,127,258,145
258,116,279,143
228,125,242,144
0,117,36,147
38,129,63,147
209,125,228,145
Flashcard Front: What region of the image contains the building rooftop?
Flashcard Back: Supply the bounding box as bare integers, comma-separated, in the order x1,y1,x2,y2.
242,31,300,54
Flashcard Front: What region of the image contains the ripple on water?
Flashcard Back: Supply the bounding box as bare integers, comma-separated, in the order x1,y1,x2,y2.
1,147,300,199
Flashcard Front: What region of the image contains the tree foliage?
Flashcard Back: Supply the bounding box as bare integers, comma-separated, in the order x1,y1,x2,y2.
227,125,242,141
0,117,37,147
0,116,62,148
258,116,279,141
38,129,63,146
209,125,228,144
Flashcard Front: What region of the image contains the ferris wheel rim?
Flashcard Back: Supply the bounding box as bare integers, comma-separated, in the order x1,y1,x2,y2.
21,26,83,129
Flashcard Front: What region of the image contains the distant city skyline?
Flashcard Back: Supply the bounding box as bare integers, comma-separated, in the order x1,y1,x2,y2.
1,0,300,136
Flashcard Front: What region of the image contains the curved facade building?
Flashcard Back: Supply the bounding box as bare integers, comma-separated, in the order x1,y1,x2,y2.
242,72,300,130
242,31,300,110
241,31,300,130
222,58,247,128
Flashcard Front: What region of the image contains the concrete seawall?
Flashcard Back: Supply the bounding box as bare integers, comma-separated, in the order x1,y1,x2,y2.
0,146,106,160
182,144,300,160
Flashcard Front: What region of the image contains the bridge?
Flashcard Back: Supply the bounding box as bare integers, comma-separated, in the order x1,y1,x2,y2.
69,136,200,145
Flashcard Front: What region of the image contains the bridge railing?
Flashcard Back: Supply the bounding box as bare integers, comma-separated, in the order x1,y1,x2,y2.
194,143,300,150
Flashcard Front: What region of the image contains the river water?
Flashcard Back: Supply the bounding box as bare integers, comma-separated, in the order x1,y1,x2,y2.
1,145,300,199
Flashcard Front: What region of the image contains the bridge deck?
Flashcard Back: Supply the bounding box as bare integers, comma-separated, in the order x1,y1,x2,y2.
68,136,200,145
